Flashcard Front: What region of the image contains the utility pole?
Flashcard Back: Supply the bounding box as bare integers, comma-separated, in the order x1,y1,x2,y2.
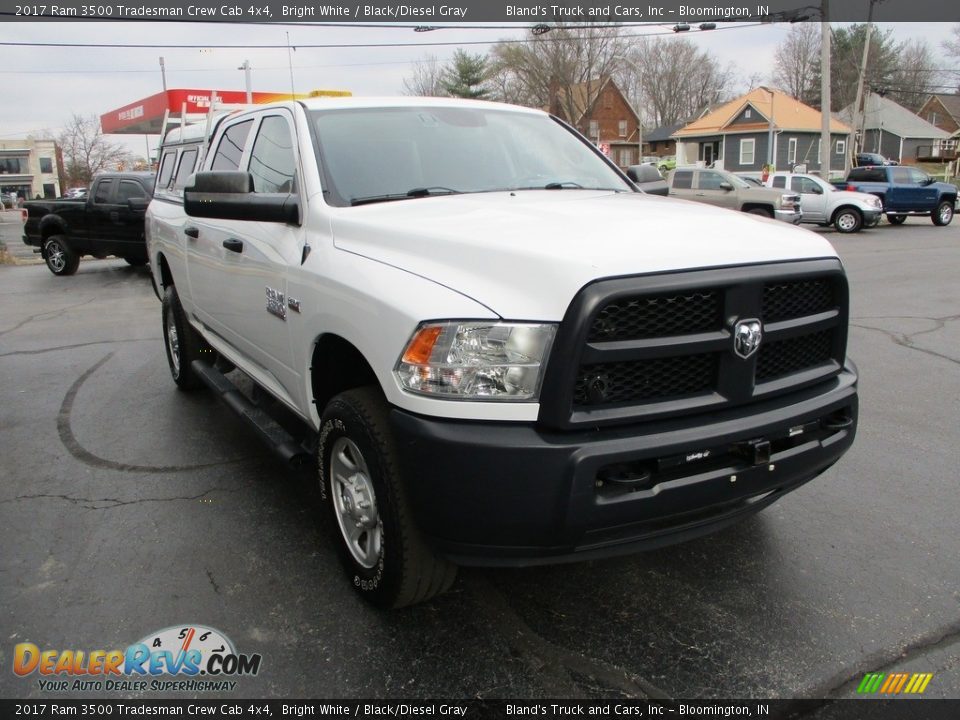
820,0,831,178
159,56,167,92
239,59,252,103
848,0,879,173
767,87,775,168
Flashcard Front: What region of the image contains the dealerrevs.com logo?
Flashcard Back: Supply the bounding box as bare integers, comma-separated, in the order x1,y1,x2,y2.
13,625,262,693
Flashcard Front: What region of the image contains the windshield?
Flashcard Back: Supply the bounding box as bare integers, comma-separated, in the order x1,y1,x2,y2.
726,174,752,189
309,106,632,207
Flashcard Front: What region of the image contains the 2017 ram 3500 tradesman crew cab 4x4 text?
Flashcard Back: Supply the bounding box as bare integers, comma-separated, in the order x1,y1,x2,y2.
146,98,858,608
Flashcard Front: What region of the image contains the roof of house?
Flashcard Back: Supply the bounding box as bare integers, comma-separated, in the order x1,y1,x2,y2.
548,77,639,125
926,93,960,122
673,87,850,138
841,93,949,140
645,122,685,143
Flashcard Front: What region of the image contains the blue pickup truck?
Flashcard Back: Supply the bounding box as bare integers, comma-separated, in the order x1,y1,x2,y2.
832,166,956,226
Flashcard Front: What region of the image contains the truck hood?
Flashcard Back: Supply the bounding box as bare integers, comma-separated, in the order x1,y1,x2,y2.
329,190,838,319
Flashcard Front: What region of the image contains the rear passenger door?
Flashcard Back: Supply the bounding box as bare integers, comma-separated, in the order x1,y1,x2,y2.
669,170,695,200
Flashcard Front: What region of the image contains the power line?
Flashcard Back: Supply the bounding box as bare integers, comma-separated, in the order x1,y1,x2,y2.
0,22,765,50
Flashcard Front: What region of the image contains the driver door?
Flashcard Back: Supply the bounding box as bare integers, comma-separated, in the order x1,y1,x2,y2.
790,176,826,223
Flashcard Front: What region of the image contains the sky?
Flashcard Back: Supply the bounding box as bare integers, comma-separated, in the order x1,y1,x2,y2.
0,20,955,159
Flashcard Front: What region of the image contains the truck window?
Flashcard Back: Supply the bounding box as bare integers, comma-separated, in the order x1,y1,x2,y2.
908,168,930,184
157,150,177,189
673,171,693,189
697,171,725,190
248,116,297,194
173,148,199,190
791,177,819,194
848,168,885,183
117,180,146,202
772,176,786,189
94,179,113,203
211,120,254,171
890,168,911,184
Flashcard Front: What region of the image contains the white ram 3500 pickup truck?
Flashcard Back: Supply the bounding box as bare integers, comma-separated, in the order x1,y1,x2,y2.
147,98,858,608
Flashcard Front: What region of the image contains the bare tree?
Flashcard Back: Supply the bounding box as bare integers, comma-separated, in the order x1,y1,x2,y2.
487,23,624,122
617,37,734,128
773,23,820,103
944,23,960,59
887,39,941,111
402,54,447,97
57,114,128,187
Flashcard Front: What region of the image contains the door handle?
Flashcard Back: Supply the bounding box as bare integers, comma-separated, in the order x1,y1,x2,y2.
184,226,199,238
223,238,244,253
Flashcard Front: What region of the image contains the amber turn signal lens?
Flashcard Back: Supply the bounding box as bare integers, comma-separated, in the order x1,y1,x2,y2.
401,325,442,365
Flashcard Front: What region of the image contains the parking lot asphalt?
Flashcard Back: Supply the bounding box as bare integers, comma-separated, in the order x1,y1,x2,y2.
1,219,958,703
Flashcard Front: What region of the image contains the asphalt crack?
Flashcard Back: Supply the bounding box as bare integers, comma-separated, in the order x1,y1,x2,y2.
803,617,960,701
466,574,670,700
57,352,252,474
0,296,96,337
0,487,236,511
0,337,160,358
851,313,960,367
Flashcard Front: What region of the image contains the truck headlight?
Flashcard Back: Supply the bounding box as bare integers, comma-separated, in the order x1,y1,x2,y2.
778,194,800,211
395,322,557,401
867,195,882,208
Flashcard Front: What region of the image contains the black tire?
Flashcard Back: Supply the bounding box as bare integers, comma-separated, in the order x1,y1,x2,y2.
318,386,456,608
832,207,863,234
932,200,954,227
43,235,80,276
746,207,774,218
887,214,907,225
161,285,214,391
124,257,147,267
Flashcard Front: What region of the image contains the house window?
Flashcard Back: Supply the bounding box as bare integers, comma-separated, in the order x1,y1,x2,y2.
39,157,53,173
739,138,755,165
42,183,55,198
744,108,752,119
619,149,632,166
618,120,628,137
787,138,797,164
836,139,846,155
589,120,599,138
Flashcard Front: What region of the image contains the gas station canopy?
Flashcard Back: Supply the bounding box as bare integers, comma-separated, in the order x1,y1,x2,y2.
101,88,351,135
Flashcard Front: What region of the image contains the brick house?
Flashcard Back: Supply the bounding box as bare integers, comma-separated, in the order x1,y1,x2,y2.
548,77,641,169
917,94,960,135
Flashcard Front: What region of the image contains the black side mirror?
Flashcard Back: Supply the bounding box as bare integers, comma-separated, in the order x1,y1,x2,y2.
719,181,734,191
184,171,300,225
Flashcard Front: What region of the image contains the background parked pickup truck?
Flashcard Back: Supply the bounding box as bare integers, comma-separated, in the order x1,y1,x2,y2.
767,172,882,233
23,171,155,275
831,165,956,226
667,167,802,224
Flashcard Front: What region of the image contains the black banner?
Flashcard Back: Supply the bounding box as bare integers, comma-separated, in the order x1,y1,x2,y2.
2,700,960,720
0,0,958,23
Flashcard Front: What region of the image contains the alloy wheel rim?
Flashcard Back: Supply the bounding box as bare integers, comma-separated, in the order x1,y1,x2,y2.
47,242,65,272
166,313,181,376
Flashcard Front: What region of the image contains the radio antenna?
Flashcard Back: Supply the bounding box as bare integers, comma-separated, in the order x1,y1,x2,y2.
286,32,296,100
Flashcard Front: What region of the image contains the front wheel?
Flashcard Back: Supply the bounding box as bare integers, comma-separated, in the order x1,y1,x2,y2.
932,201,954,227
833,208,863,234
44,236,80,276
887,214,907,225
746,207,774,218
319,387,456,608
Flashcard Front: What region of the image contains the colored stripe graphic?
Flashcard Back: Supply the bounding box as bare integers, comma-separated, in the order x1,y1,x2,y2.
857,672,933,694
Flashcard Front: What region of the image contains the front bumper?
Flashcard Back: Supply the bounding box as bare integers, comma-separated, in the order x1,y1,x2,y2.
861,209,882,225
775,208,803,224
391,363,857,566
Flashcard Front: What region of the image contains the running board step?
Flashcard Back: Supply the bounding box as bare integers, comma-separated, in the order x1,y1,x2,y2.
191,360,311,467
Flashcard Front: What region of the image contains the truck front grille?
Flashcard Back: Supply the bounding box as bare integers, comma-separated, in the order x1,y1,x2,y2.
537,260,849,429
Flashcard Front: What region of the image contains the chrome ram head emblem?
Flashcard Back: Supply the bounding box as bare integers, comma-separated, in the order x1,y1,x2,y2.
733,318,763,359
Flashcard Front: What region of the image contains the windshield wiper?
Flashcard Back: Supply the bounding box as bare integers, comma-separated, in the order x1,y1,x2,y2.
544,181,584,189
350,187,462,206
405,186,461,197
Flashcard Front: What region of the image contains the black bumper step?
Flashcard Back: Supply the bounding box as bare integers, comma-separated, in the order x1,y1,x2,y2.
191,360,311,467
